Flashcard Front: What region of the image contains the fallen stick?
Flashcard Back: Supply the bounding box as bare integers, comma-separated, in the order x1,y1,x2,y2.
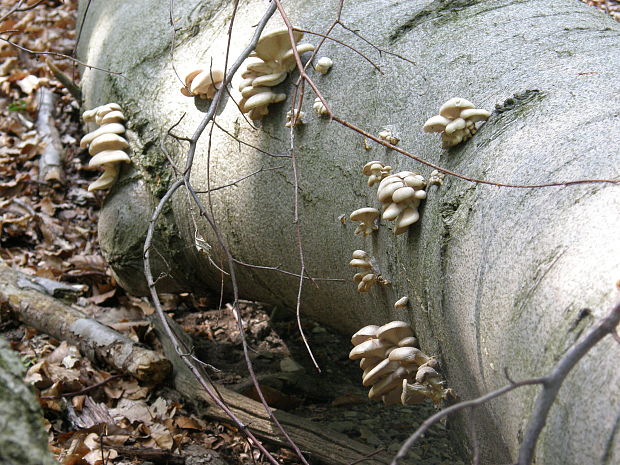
150,314,399,465
36,86,65,185
0,263,170,383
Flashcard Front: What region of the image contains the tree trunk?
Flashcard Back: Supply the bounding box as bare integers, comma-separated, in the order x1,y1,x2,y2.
76,1,620,463
0,337,57,465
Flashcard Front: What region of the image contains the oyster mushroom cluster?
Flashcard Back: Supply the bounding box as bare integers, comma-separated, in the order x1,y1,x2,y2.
423,97,490,148
349,321,449,406
181,66,225,99
238,28,314,120
349,207,379,236
377,171,427,235
349,250,380,292
80,103,131,191
362,160,392,187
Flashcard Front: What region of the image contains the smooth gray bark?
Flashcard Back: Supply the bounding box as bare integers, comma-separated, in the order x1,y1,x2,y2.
0,337,57,465
77,1,620,463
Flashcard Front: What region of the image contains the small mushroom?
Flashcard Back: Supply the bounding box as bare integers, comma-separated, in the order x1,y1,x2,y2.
349,338,389,360
394,296,409,309
423,98,490,148
349,207,380,236
313,97,328,116
351,325,380,346
349,250,380,292
388,346,431,366
285,109,305,128
377,321,414,345
362,359,400,386
378,129,400,145
315,56,333,74
181,67,225,99
362,161,392,187
401,380,431,405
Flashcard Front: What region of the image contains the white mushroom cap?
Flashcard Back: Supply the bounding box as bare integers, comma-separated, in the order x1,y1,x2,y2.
190,68,225,98
244,91,286,111
351,325,380,346
357,273,377,292
252,29,305,62
349,338,389,360
362,161,385,176
377,321,413,345
88,133,129,155
397,336,419,348
315,56,333,74
95,103,122,124
351,250,369,260
388,346,429,365
445,117,467,135
362,359,400,386
415,365,441,384
349,258,372,268
391,186,416,203
394,208,421,234
99,110,125,125
279,43,316,70
252,72,287,87
423,115,451,133
350,207,380,236
382,202,403,221
89,150,131,167
88,164,120,192
460,108,491,122
439,97,475,119
368,366,409,399
80,123,125,148
377,181,403,203
394,296,409,309
359,357,383,371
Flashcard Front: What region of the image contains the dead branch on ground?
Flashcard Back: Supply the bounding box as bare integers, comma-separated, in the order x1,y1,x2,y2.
0,264,171,384
35,86,64,184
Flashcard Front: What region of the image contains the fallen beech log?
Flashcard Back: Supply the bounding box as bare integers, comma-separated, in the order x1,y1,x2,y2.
36,86,65,185
151,315,395,465
0,263,171,383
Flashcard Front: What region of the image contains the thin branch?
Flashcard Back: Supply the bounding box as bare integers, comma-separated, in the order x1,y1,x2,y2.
213,121,291,158
331,115,620,189
0,36,123,76
194,165,286,194
232,258,346,283
336,20,417,66
293,27,383,74
40,374,123,399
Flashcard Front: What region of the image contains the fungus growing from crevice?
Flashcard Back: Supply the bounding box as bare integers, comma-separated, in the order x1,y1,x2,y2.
238,28,314,121
313,97,328,116
378,128,400,145
80,103,131,191
349,207,380,236
285,109,305,128
423,97,490,148
181,67,225,99
349,321,450,406
362,161,392,187
314,56,333,74
377,171,427,235
349,250,376,292
394,296,409,309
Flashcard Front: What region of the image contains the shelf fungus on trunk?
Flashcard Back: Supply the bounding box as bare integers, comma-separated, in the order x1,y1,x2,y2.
423,97,490,148
362,160,392,187
180,66,225,99
349,321,451,406
80,103,131,191
377,171,427,235
237,28,314,121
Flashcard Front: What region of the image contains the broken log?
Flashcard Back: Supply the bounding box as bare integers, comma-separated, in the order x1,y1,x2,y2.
36,86,65,185
150,314,398,465
0,263,171,383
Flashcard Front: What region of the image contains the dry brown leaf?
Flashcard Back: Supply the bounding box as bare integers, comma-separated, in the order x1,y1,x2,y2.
175,415,206,431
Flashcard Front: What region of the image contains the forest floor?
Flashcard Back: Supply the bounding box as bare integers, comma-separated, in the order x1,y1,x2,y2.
0,1,617,464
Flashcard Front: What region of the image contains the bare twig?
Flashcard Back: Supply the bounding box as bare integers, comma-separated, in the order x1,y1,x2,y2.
40,374,123,400
332,115,620,189
293,27,383,74
0,36,123,76
392,301,620,464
